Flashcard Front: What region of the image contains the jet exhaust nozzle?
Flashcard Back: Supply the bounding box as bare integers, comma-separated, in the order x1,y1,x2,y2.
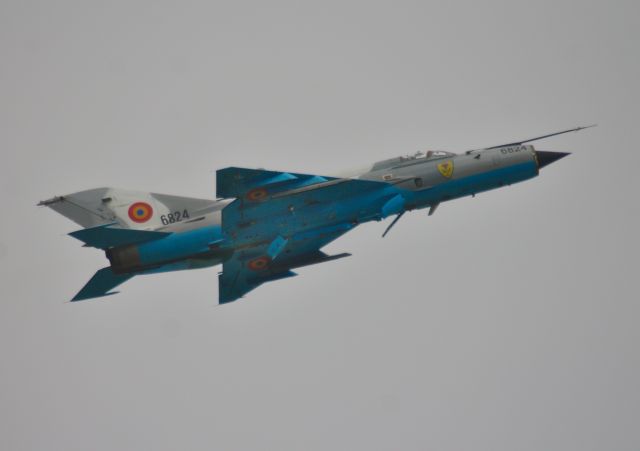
536,151,570,169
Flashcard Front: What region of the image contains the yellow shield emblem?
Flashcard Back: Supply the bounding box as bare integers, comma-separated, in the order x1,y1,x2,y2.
437,160,454,178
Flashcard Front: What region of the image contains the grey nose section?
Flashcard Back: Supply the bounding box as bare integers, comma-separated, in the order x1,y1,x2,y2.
536,151,570,169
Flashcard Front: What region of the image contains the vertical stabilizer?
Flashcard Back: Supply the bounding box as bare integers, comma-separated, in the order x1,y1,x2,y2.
39,188,216,230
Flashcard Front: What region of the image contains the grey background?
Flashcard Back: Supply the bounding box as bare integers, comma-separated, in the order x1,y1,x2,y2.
1,1,639,450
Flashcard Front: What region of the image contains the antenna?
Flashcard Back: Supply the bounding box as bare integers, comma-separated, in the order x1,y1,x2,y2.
485,124,597,149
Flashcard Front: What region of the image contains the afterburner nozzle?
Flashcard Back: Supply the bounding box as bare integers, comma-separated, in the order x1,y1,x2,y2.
536,151,570,169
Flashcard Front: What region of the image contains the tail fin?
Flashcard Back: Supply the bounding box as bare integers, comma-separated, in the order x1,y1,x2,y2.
71,267,134,301
39,188,215,230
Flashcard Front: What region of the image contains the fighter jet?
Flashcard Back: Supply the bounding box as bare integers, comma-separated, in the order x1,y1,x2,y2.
40,126,591,303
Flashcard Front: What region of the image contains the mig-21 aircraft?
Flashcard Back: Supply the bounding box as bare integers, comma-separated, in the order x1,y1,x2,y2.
40,126,592,303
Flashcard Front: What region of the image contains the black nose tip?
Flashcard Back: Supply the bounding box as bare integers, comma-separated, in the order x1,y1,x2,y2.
536,151,570,169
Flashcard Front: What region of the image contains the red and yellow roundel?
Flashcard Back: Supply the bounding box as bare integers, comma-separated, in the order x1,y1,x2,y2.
246,188,268,202
128,202,154,223
247,256,270,271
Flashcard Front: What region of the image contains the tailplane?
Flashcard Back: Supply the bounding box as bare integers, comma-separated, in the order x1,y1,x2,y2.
68,223,170,249
72,267,134,301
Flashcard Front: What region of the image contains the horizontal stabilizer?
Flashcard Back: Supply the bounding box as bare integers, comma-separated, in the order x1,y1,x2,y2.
72,267,134,301
69,223,170,249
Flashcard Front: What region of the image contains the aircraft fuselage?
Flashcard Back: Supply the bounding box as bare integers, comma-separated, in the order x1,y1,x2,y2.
41,127,578,302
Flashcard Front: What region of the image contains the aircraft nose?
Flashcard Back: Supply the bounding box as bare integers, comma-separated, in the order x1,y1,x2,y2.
536,151,570,169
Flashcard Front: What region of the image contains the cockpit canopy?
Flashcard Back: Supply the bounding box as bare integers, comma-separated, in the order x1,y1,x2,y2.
371,150,457,172
421,150,456,159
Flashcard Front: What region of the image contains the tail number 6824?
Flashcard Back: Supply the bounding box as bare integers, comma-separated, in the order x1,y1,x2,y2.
160,209,190,225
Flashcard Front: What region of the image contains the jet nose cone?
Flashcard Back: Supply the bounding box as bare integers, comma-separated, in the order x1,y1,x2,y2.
536,151,571,169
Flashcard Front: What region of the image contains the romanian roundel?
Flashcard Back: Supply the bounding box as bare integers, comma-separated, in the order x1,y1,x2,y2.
247,256,270,271
246,188,268,202
128,202,154,223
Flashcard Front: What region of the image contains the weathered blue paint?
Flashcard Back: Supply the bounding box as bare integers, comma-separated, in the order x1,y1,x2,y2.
137,225,223,266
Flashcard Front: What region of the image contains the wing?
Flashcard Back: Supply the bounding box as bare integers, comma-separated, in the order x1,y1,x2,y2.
215,166,393,303
216,167,334,199
218,173,390,249
218,224,353,304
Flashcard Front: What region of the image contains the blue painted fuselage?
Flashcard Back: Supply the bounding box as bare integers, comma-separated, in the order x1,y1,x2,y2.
123,146,540,276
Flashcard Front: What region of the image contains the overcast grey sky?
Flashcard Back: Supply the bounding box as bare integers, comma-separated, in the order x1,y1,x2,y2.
1,1,639,450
